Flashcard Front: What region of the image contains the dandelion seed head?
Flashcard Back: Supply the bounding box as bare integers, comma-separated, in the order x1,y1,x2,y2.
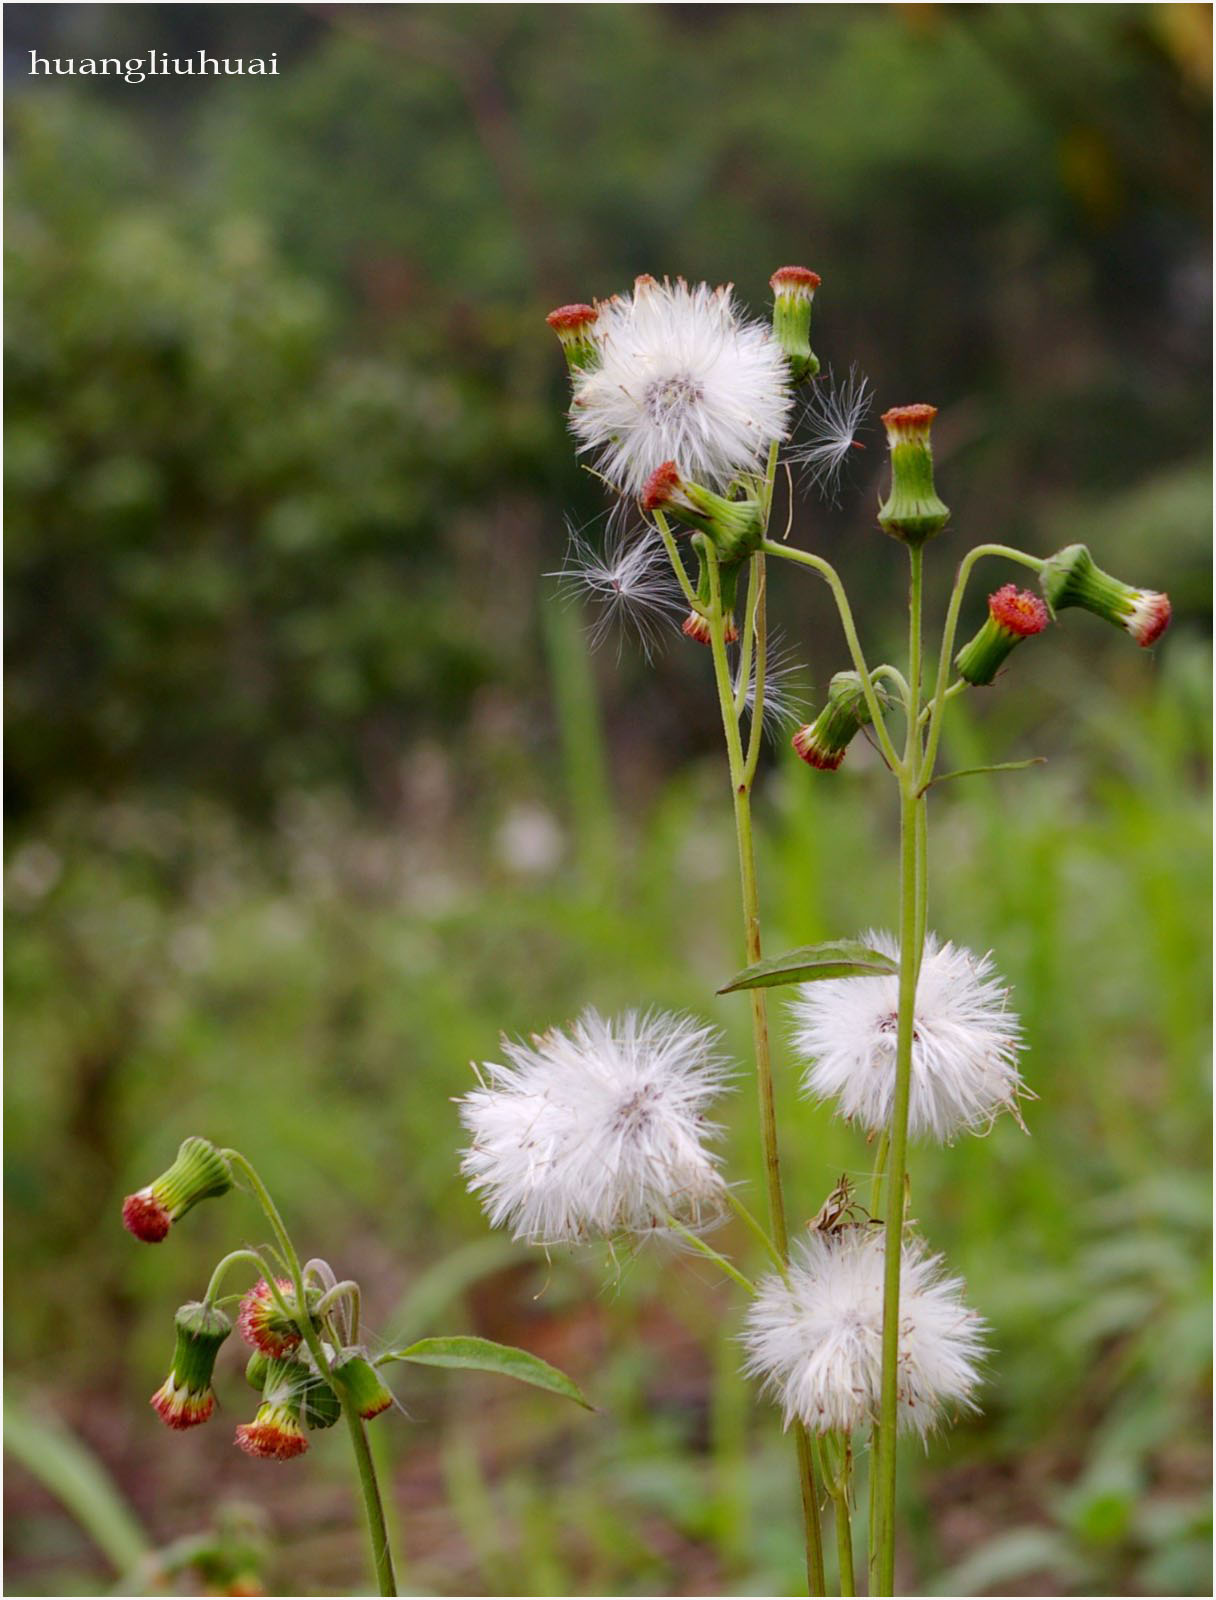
787,931,1026,1142
791,365,873,505
549,520,685,658
458,1008,733,1246
570,276,792,497
742,1228,987,1436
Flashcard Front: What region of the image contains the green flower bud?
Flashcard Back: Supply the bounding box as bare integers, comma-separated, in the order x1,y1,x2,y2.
954,585,1050,686
769,266,822,383
641,461,765,564
1039,544,1172,647
150,1301,232,1430
122,1137,233,1243
876,405,950,545
791,671,887,771
331,1351,394,1421
545,303,600,374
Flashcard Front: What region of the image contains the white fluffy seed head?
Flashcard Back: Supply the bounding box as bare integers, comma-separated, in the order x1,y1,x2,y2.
458,1008,733,1246
741,1228,987,1436
549,520,685,659
787,931,1026,1142
570,277,793,498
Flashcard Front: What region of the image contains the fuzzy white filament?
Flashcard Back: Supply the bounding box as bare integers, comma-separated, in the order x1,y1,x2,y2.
549,521,685,659
742,1228,987,1436
792,364,872,504
788,931,1026,1142
732,631,808,736
458,1008,732,1245
570,277,792,497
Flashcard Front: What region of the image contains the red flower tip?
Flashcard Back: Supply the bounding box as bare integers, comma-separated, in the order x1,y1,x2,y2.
633,273,659,292
641,460,682,512
237,1279,302,1357
770,265,821,293
151,1379,215,1430
1129,591,1172,647
681,610,737,646
545,303,597,333
989,585,1049,638
234,1418,308,1461
881,403,938,433
791,727,845,770
123,1189,171,1243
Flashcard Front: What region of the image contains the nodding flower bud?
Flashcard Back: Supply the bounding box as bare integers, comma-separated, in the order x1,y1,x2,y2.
252,1353,342,1433
1039,544,1172,647
641,461,765,565
769,266,822,383
150,1301,233,1430
877,405,950,545
122,1137,233,1243
545,303,600,373
955,585,1050,686
680,535,743,647
235,1393,308,1461
331,1351,394,1421
237,1278,319,1359
792,671,886,771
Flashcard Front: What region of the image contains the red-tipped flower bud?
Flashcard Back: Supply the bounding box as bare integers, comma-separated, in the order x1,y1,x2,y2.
331,1351,395,1421
769,265,822,383
545,303,600,373
791,671,886,771
234,1400,308,1460
150,1301,233,1430
237,1278,319,1359
122,1137,233,1243
1039,544,1172,647
954,585,1050,686
640,461,764,564
877,404,950,545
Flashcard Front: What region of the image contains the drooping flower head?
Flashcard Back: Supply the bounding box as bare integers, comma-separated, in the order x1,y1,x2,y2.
459,1008,733,1245
150,1301,233,1430
1039,544,1172,647
235,1400,309,1460
742,1228,986,1436
122,1136,233,1243
237,1278,318,1359
787,931,1026,1141
569,277,793,498
791,670,887,771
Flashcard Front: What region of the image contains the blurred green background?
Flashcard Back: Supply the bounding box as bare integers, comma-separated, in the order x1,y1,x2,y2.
4,4,1211,1595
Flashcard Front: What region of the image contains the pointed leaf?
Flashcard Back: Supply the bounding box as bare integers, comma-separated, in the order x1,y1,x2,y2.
718,940,898,994
920,757,1045,794
380,1335,593,1410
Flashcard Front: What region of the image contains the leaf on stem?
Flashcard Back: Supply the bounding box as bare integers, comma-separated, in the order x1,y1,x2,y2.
379,1335,594,1410
718,940,898,993
919,757,1046,795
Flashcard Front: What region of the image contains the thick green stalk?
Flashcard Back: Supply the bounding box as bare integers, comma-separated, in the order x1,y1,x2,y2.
871,547,926,1595
700,541,827,1597
223,1151,398,1597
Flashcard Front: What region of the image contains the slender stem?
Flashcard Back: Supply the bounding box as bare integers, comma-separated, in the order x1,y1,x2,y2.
700,540,827,1597
824,1435,856,1598
202,1249,277,1308
762,539,903,774
920,542,1043,789
665,1216,756,1295
743,557,768,788
223,1151,398,1597
872,546,926,1595
735,557,759,718
651,508,700,609
914,795,929,970
871,663,912,708
726,1189,787,1275
317,1281,362,1336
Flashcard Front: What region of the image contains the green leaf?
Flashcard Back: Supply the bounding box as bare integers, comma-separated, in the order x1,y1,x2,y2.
920,757,1045,794
718,940,898,994
380,1335,594,1410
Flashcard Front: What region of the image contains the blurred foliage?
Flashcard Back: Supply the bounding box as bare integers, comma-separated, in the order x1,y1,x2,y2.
4,3,1210,1596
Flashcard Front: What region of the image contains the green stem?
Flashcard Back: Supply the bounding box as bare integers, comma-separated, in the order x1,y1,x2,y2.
762,539,903,774
824,1435,856,1597
665,1215,756,1295
743,557,769,788
726,1190,787,1275
223,1151,398,1597
920,542,1043,789
651,509,700,609
872,546,926,1595
700,540,827,1597
202,1249,277,1308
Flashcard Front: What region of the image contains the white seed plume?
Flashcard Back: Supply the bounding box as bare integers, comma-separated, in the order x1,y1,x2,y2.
791,364,872,504
742,1228,987,1436
570,277,793,497
458,1008,733,1246
731,630,808,737
549,520,684,659
788,930,1026,1142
